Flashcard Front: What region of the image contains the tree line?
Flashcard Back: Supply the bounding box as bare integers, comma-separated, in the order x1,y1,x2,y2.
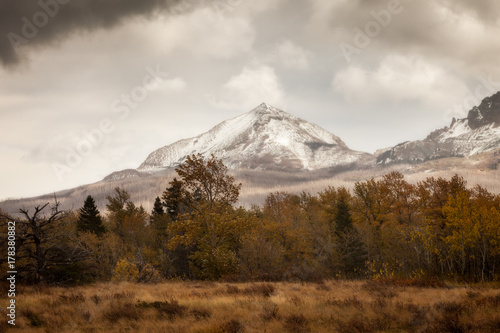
1,154,499,284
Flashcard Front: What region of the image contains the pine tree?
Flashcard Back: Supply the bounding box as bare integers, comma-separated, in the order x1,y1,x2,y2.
161,180,192,277
334,189,367,277
77,195,106,236
335,194,354,237
152,197,165,217
150,196,168,231
163,178,185,221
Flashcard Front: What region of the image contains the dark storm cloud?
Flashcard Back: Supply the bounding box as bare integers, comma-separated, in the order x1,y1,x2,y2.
447,0,500,23
320,0,500,77
0,0,197,67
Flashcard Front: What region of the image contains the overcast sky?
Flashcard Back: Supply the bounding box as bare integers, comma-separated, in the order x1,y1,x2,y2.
1,0,500,200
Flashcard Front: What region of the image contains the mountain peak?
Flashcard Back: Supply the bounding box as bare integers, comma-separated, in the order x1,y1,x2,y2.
251,103,285,115
376,91,500,165
258,102,272,109
467,91,500,129
137,104,372,172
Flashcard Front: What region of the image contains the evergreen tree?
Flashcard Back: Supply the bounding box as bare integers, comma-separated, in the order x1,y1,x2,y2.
77,195,106,236
161,179,192,277
335,194,354,237
150,196,168,232
163,178,186,221
334,189,367,277
152,197,165,217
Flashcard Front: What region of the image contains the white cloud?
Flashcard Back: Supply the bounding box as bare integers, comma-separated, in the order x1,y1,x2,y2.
208,65,286,110
146,6,255,59
269,40,312,70
332,55,469,110
155,77,187,93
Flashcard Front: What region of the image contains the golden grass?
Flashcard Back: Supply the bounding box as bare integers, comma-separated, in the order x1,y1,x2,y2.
1,280,499,332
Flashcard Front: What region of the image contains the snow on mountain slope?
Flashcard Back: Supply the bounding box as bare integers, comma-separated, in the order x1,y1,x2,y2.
376,92,500,165
138,103,372,172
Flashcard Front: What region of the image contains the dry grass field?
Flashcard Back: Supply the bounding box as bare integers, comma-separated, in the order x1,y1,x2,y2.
1,280,499,333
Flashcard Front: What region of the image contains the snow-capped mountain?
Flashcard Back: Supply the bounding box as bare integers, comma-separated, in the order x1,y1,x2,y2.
376,92,500,165
138,103,372,172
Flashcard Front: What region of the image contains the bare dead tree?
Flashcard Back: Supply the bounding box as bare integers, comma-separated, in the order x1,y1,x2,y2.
1,196,89,284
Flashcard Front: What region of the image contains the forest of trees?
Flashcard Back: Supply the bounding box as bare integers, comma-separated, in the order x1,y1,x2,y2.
1,154,500,285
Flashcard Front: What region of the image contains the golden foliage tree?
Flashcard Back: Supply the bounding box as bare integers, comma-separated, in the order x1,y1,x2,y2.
167,154,254,279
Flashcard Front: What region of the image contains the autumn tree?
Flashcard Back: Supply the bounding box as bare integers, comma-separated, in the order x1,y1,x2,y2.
380,172,419,226
415,175,469,278
442,186,500,281
175,154,241,207
259,192,319,280
238,230,285,281
353,178,388,229
315,187,343,277
166,154,254,279
77,231,125,281
106,187,160,282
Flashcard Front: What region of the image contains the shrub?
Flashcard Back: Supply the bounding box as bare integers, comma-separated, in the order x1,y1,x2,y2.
111,291,135,300
137,300,187,318
370,277,446,288
102,302,140,322
59,292,85,304
90,294,102,305
190,307,211,320
225,284,240,294
327,296,363,309
337,315,374,333
429,301,470,333
261,302,280,321
244,283,275,297
219,319,245,333
112,258,139,282
25,310,44,327
474,294,500,307
284,314,309,333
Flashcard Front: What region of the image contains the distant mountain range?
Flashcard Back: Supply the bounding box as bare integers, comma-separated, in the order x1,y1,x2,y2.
2,92,500,215
376,91,500,165
111,92,500,180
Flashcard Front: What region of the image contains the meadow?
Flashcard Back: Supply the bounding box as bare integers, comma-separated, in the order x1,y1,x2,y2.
1,279,499,332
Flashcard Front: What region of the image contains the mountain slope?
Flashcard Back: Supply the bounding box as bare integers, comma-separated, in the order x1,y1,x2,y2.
376,92,500,165
138,103,373,172
4,97,500,217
